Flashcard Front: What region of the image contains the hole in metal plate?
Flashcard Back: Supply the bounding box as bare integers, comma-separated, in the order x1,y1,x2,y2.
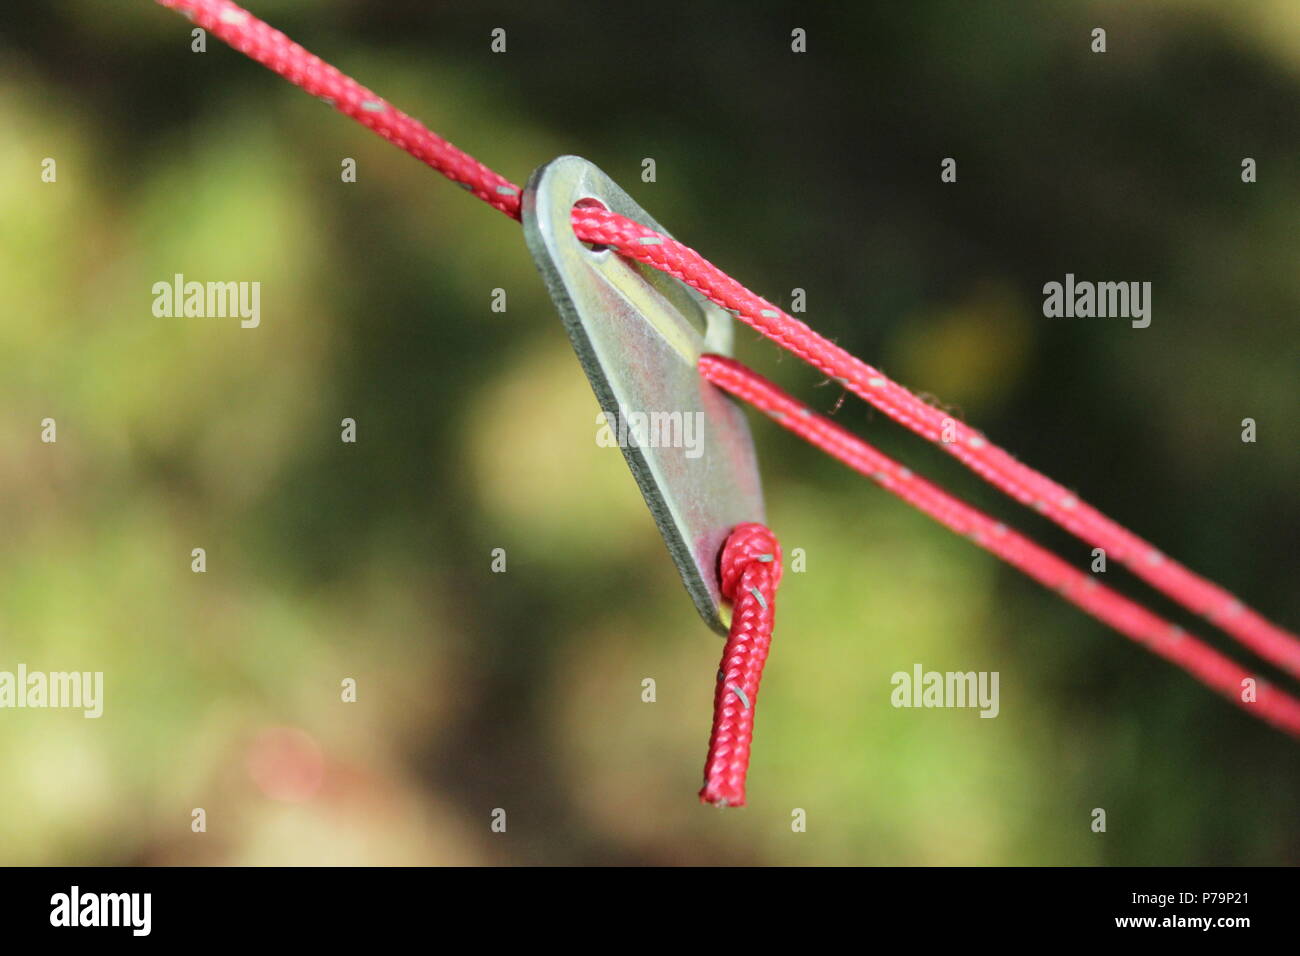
522,155,765,635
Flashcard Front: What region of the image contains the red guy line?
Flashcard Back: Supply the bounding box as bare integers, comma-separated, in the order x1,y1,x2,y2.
153,1,1300,794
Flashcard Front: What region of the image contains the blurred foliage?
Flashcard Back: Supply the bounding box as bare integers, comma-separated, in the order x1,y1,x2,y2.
0,0,1296,865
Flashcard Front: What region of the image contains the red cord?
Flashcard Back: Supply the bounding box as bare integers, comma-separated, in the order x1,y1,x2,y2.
154,0,1300,678
700,356,1300,738
156,0,524,218
701,524,782,807
572,208,1300,682
154,1,1300,783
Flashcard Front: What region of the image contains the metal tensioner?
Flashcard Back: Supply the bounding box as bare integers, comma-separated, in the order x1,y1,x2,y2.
522,156,765,635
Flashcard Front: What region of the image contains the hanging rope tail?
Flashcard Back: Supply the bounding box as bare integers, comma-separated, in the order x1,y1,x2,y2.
701,524,782,807
154,0,1300,804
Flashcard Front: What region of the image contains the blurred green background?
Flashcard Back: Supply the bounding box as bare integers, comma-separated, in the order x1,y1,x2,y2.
1,0,1297,865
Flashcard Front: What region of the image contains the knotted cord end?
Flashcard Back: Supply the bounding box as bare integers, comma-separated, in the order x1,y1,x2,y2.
700,523,782,807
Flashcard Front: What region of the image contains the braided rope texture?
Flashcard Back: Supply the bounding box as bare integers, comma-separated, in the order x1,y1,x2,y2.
701,524,783,806
157,0,524,218
572,207,1300,682
159,0,1300,685
700,357,1300,738
154,0,1300,758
